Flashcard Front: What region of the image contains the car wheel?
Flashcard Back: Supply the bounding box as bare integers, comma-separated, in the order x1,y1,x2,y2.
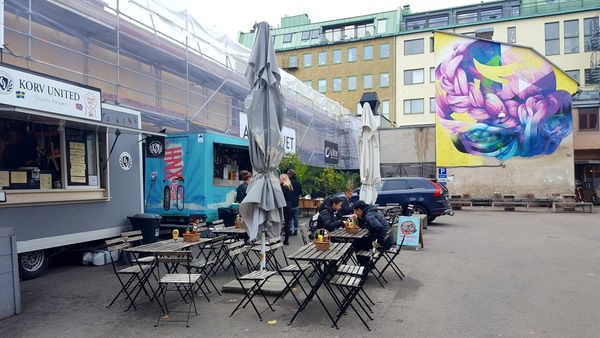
410,204,429,217
18,250,50,280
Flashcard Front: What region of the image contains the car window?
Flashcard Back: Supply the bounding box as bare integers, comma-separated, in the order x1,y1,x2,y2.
382,180,408,191
407,179,427,189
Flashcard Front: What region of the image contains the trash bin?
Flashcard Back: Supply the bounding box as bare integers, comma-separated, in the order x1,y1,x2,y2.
128,214,161,244
218,207,238,227
0,227,21,319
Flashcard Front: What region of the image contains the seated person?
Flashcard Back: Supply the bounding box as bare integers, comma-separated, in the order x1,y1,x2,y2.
352,200,393,265
317,197,344,231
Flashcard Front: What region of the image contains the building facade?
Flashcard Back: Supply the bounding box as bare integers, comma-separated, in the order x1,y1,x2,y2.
239,0,600,193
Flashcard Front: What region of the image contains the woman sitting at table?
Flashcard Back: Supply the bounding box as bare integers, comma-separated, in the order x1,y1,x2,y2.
352,200,393,265
317,197,345,231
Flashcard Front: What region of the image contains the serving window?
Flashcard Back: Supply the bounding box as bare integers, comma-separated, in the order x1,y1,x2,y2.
213,143,251,187
0,115,107,205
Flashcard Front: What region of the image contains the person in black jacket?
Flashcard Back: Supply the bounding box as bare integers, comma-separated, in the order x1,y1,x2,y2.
280,173,294,245
352,200,393,265
287,169,303,236
235,170,252,203
317,197,344,231
340,188,354,216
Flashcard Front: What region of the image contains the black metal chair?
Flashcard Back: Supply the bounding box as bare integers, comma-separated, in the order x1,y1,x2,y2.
376,234,406,283
154,251,201,328
105,237,155,311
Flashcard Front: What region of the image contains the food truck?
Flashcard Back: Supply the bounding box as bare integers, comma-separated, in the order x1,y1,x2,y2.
0,62,164,279
144,132,250,223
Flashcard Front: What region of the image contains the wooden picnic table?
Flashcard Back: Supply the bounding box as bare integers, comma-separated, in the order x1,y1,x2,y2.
211,227,248,241
288,242,352,329
124,238,213,254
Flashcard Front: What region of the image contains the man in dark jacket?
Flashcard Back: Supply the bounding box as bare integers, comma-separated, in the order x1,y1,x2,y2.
317,197,344,231
352,200,393,265
340,188,354,216
287,169,303,236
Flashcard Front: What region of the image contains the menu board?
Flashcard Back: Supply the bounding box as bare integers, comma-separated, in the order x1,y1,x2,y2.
65,128,88,185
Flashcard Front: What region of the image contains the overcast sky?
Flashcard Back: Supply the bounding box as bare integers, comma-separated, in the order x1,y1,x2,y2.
184,0,494,39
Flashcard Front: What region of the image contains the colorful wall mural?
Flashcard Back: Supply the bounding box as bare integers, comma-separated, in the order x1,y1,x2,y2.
434,32,578,167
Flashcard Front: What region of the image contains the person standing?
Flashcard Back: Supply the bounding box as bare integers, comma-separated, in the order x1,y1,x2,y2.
235,170,252,203
280,173,294,245
287,169,303,236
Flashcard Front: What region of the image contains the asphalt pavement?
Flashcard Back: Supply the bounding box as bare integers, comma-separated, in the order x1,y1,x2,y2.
1,209,600,338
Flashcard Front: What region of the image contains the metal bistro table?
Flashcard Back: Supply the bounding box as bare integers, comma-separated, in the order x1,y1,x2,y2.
288,242,352,329
124,237,214,309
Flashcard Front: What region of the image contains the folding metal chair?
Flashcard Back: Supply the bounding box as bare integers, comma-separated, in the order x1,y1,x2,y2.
105,237,155,310
121,230,156,265
376,234,406,283
330,250,377,331
154,251,201,328
227,245,276,321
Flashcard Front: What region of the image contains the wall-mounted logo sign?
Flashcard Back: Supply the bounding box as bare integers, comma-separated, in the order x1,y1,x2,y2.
324,140,339,164
146,136,165,158
0,71,14,95
119,152,133,171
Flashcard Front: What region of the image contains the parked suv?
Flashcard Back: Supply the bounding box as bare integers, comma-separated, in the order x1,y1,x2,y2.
349,177,453,223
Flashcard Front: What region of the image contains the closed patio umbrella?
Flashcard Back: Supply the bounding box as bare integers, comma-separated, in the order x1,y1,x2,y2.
359,103,381,205
238,22,287,270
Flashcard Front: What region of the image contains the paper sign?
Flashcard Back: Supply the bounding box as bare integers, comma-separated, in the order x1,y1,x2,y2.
69,142,85,150
70,168,86,177
71,176,86,183
40,174,52,189
70,148,85,156
10,171,27,184
70,156,85,164
88,176,98,186
397,216,421,247
0,171,8,186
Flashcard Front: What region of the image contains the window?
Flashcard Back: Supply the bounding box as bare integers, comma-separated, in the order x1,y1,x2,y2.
430,67,436,82
584,17,599,52
545,22,560,56
363,45,373,60
457,11,478,24
429,16,449,28
379,73,390,87
579,108,599,130
318,52,327,66
344,25,356,39
333,77,342,92
404,99,424,114
356,102,363,115
404,69,424,85
303,54,313,67
565,70,580,83
288,56,298,68
311,29,321,39
380,43,390,58
333,49,342,64
383,179,408,191
318,79,327,93
347,48,357,62
406,18,426,31
430,97,437,113
304,80,312,88
301,31,311,41
363,75,373,89
585,69,600,85
377,19,387,34
348,76,357,91
381,100,390,119
404,39,424,55
564,20,579,54
430,37,434,53
481,8,502,21
507,27,516,43
283,33,293,43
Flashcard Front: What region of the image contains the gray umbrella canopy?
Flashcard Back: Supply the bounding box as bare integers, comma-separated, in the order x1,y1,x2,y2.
239,22,287,241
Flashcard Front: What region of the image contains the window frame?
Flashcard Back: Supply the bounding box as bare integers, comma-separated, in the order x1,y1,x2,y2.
564,19,580,54
579,108,599,131
545,22,560,56
333,77,342,92
318,79,327,93
380,43,390,58
283,33,293,43
430,67,436,83
363,45,373,60
332,49,342,64
507,26,516,44
379,72,390,88
288,55,298,68
404,98,425,114
584,17,599,52
347,47,357,62
381,100,390,119
430,97,436,113
301,31,311,41
318,51,327,66
347,76,357,91
363,74,373,89
404,68,425,85
404,38,424,55
565,69,580,83
377,19,387,34
303,53,312,68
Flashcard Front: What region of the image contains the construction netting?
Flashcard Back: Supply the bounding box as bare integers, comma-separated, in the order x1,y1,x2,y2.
3,0,360,169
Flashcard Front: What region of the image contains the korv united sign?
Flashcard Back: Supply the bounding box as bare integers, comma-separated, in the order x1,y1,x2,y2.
324,140,339,164
0,63,101,121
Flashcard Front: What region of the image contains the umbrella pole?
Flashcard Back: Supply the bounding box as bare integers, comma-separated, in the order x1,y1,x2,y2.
260,230,266,271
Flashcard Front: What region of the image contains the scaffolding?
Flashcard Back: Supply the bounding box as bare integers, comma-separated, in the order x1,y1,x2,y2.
2,0,359,169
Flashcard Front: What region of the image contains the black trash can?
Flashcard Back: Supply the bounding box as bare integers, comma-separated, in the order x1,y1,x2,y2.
218,207,238,227
128,214,161,244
